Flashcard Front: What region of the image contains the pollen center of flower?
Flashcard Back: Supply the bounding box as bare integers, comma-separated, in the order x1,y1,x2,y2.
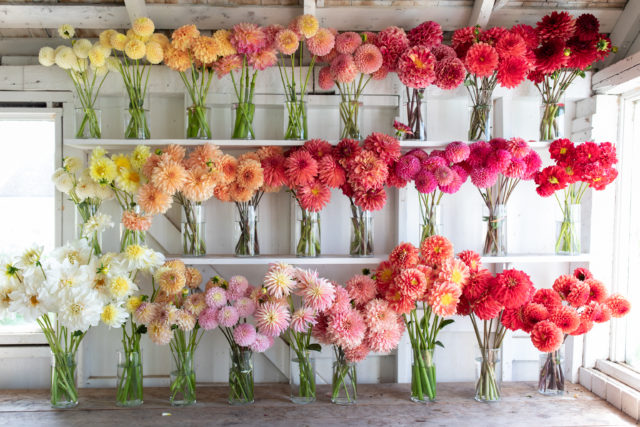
440,293,454,306
29,295,39,306
451,270,463,284
70,303,83,315
548,176,559,184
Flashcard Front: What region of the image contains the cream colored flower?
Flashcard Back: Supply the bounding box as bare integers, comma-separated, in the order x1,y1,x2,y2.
88,45,106,67
125,39,146,60
110,32,128,51
52,168,73,193
72,39,92,59
145,41,164,64
94,183,115,201
133,17,155,38
131,145,150,170
127,29,149,43
54,46,77,70
106,57,120,73
71,58,87,73
63,156,82,173
150,33,170,48
99,29,117,49
58,24,75,40
38,47,55,67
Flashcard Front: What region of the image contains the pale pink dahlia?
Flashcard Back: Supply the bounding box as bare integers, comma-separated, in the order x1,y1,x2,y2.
250,333,274,353
205,286,227,308
248,48,277,71
445,141,470,163
318,65,335,90
330,54,359,84
365,321,403,353
234,297,256,318
217,305,240,328
329,286,352,314
363,298,397,332
290,307,317,333
335,32,362,54
353,43,383,74
345,274,377,306
302,277,336,312
263,265,297,298
345,343,370,363
231,23,267,54
198,307,219,330
307,28,336,57
255,302,290,337
328,308,366,349
227,275,249,301
233,322,257,347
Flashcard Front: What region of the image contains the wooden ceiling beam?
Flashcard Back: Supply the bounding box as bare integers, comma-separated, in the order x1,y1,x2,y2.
123,0,148,25
601,0,640,67
468,0,496,28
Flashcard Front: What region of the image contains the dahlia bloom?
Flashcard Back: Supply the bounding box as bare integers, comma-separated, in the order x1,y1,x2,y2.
397,46,436,89
420,235,454,266
345,274,377,306
374,26,410,72
335,32,362,55
284,149,318,186
301,277,336,312
330,54,359,83
491,269,534,309
328,308,366,349
531,320,564,352
550,306,580,334
389,242,420,270
428,281,462,317
233,323,257,347
407,21,443,49
465,43,498,78
255,301,290,337
537,11,576,42
230,23,267,55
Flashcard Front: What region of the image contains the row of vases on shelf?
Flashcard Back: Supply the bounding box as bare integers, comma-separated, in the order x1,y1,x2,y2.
74,90,566,142
50,344,566,409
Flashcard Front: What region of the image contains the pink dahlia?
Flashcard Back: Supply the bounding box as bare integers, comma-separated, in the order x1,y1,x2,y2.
364,321,403,353
470,167,498,189
248,48,277,71
550,305,580,334
363,132,401,165
354,43,383,74
297,179,331,212
217,305,240,328
505,137,531,160
255,302,290,337
396,155,421,180
566,281,590,308
227,275,249,301
420,235,454,265
574,267,594,282
274,29,299,55
233,323,257,347
473,294,503,320
407,21,443,49
553,274,578,299
438,258,470,287
318,65,335,90
346,274,377,306
312,313,332,345
428,281,462,317
374,26,410,72
231,23,267,54
444,141,470,163
606,294,631,318
431,44,456,61
249,333,274,353
349,150,388,190
345,343,370,363
329,286,352,314
434,165,454,186
532,288,562,312
354,187,387,211
198,307,219,330
328,308,366,349
531,320,564,353
318,156,346,188
205,286,227,308
302,277,336,312
414,169,438,194
330,54,359,84
307,28,336,57
465,42,499,78
363,298,397,332
496,32,527,58
234,297,256,318
463,268,492,302
487,148,512,172
389,242,420,270
458,250,482,272
290,307,317,333
452,26,478,58
397,46,436,89
394,268,427,300
284,149,318,186
585,279,608,304
303,138,333,160
335,32,362,54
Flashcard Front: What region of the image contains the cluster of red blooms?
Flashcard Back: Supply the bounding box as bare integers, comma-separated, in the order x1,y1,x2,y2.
535,139,618,197
374,236,473,317
503,268,630,353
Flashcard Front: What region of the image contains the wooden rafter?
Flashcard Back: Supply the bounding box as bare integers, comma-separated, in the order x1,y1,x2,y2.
123,0,148,25
469,0,496,28
601,0,640,67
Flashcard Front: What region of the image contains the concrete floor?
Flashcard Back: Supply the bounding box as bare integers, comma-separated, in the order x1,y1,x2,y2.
0,382,634,426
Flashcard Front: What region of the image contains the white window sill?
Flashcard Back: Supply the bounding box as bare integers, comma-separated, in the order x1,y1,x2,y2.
579,362,640,420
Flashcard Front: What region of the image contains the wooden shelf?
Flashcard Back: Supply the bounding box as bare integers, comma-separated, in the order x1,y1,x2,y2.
480,253,591,264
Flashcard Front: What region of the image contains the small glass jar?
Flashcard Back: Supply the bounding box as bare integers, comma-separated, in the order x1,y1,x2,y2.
339,100,363,140
539,102,565,141
284,100,308,140
331,347,357,405
75,107,101,139
120,206,146,252
420,202,442,243
475,348,502,402
186,105,212,139
290,348,316,404
123,107,150,139
294,205,321,257
468,104,491,141
231,102,256,140
181,203,206,256
116,349,143,407
556,203,581,255
403,88,427,141
538,347,565,396
411,348,436,403
483,204,507,256
234,203,259,257
50,351,78,409
76,201,102,256
170,350,196,406
229,348,254,405
350,205,373,257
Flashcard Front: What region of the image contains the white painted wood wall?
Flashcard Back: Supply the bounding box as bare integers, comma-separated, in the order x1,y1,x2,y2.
0,63,614,389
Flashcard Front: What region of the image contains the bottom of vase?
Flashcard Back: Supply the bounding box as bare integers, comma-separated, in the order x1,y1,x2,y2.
115,399,143,407
51,401,79,409
290,396,316,404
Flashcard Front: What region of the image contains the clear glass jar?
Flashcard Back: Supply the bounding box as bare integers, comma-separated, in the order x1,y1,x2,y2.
186,105,212,139
419,200,442,243
170,350,196,406
475,348,502,402
403,88,427,141
75,107,101,139
411,348,436,403
181,202,206,256
76,201,102,256
538,347,565,396
231,102,256,140
234,203,259,257
116,349,143,407
350,204,373,257
120,206,146,252
483,204,507,256
468,104,491,141
556,202,580,255
229,348,254,405
123,107,150,139
290,348,316,404
294,205,321,257
539,102,565,141
284,100,308,140
339,100,363,140
331,347,357,405
50,351,78,409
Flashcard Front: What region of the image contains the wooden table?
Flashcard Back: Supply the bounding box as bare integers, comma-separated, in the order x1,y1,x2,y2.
0,382,634,426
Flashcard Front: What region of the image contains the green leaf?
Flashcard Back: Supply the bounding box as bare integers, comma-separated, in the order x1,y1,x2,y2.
306,343,322,352
419,315,428,331
136,325,148,335
72,330,83,337
438,319,455,330
435,341,444,348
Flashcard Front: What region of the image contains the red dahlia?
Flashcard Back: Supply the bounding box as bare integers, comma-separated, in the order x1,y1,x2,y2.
407,21,443,49
536,11,576,42
497,56,529,88
575,13,600,42
534,39,568,74
465,42,499,77
566,38,598,70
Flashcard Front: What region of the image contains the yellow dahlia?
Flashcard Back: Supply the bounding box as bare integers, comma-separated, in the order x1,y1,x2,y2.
297,14,319,38
125,39,146,60
112,153,131,171
145,41,164,64
88,44,106,67
99,29,117,49
131,145,150,170
125,296,142,313
54,47,77,70
212,29,236,57
116,167,142,193
110,33,128,51
150,33,170,48
133,17,155,38
192,36,219,65
126,29,149,43
90,157,117,185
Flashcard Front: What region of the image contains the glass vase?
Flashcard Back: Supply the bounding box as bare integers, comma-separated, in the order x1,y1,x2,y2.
120,206,146,252
475,348,502,402
50,351,78,409
483,204,507,256
468,89,492,141
186,105,212,139
170,350,196,406
231,102,255,140
295,205,321,257
234,203,259,257
229,348,254,405
331,347,357,405
419,199,442,243
290,348,316,404
75,107,101,139
539,102,565,141
123,107,150,139
411,348,436,403
284,100,308,140
403,88,427,140
181,202,206,256
349,204,373,257
339,100,363,140
116,349,143,407
76,201,102,256
538,347,565,396
556,202,580,255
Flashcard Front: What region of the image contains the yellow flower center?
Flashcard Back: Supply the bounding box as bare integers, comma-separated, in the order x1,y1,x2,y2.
451,269,463,284
440,293,454,306
29,295,39,307
70,303,83,315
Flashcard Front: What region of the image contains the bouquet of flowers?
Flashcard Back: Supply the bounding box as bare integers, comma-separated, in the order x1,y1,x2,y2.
254,263,337,403
508,268,630,395
0,240,111,408
164,25,237,139
535,139,618,254
395,141,470,241
452,25,532,140
468,138,541,255
456,260,535,401
391,21,466,140
198,275,277,405
528,12,614,140
313,273,403,404
88,145,151,251
133,259,206,406
272,15,335,139
52,156,114,255
374,236,470,402
100,18,166,139
318,31,384,139
39,25,114,139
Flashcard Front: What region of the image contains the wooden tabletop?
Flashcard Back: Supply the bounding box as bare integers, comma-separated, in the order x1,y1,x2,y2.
0,382,634,426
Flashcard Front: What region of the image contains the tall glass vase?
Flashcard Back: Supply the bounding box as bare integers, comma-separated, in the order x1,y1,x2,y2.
76,201,102,256
290,348,316,404
475,347,501,402
538,347,565,395
419,195,442,243
170,350,196,406
539,102,565,141
411,348,436,403
75,107,101,139
349,204,373,257
116,349,143,407
284,101,308,140
331,347,357,405
231,102,255,140
229,348,254,405
404,88,427,141
120,206,146,252
181,202,206,256
556,202,580,255
50,351,78,409
339,100,362,140
483,204,507,256
124,107,150,140
234,203,259,257
468,89,492,141
186,105,212,139
295,205,321,257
